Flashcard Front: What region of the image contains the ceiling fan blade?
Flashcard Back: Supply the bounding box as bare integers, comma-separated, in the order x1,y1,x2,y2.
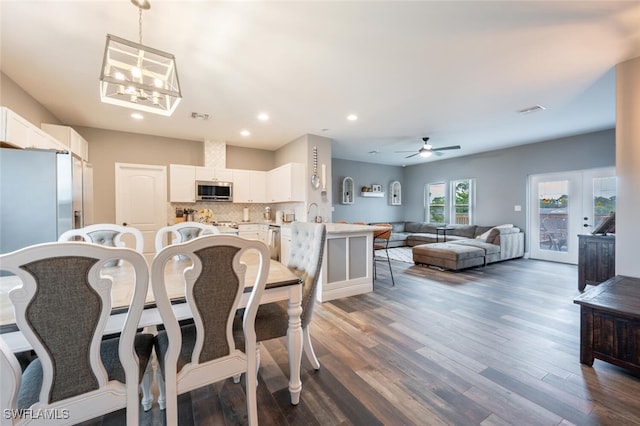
433,151,445,157
395,150,417,153
431,145,461,151
405,153,419,158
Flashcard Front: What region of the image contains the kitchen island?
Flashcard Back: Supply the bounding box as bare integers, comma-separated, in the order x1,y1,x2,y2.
315,223,381,302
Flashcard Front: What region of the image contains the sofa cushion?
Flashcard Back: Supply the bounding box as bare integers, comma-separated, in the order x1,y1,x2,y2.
445,225,477,238
452,239,501,255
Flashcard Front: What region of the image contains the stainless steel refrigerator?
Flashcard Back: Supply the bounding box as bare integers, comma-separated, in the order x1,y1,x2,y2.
0,148,90,254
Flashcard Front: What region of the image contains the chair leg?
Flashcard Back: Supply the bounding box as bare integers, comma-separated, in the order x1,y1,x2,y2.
140,362,154,411
385,249,395,286
302,326,320,370
156,366,166,410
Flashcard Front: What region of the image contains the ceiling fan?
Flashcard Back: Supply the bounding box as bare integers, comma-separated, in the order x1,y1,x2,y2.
397,137,461,158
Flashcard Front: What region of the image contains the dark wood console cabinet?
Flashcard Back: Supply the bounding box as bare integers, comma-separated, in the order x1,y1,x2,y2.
578,234,615,292
574,276,640,374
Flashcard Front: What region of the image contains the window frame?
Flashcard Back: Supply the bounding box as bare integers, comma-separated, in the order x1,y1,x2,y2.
450,178,475,225
425,182,447,223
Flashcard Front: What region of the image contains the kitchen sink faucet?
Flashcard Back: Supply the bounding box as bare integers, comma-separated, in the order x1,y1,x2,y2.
307,202,321,223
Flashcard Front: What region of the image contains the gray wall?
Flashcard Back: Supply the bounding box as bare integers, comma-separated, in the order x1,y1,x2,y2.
332,159,406,223
75,126,204,223
403,129,616,229
0,72,62,128
226,145,274,171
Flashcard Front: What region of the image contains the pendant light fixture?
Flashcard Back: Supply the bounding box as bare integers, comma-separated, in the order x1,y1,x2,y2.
99,0,181,116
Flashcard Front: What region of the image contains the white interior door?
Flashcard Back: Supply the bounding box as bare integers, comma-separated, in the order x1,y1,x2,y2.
115,163,167,263
529,167,615,264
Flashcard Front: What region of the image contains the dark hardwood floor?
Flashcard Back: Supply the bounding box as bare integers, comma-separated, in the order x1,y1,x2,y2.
93,258,640,425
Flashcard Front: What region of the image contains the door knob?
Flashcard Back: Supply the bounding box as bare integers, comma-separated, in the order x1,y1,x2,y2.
584,217,588,220
583,224,589,227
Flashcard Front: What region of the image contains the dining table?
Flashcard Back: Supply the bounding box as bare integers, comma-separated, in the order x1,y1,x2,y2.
0,251,306,405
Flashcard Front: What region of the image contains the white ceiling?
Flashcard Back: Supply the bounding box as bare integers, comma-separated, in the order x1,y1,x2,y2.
2,1,639,166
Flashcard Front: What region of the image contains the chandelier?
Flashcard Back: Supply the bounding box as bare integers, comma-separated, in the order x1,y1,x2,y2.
99,0,181,116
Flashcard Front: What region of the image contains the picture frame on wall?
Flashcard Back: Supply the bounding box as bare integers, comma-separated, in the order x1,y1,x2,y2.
371,184,382,193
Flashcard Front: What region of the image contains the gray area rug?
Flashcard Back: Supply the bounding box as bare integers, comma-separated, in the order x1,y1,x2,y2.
375,246,413,263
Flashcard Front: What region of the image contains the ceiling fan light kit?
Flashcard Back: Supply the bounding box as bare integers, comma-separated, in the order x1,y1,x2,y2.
99,0,182,116
398,137,461,159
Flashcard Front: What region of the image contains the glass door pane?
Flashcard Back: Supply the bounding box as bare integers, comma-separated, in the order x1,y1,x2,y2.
538,180,569,253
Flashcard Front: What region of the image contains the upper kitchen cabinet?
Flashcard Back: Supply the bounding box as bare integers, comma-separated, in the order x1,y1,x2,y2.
232,169,266,203
0,107,66,151
267,163,304,203
195,166,232,183
170,164,196,203
41,123,89,160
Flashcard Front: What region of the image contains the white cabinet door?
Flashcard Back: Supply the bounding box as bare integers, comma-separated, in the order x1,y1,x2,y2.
195,166,232,182
267,163,305,203
232,169,266,203
1,108,36,149
280,226,291,266
41,123,89,160
0,109,68,151
169,164,196,202
238,224,268,243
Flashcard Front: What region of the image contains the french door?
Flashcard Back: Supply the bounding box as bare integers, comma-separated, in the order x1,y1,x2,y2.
529,167,615,264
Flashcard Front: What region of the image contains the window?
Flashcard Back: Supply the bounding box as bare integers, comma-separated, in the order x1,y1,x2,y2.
426,182,446,223
451,179,474,225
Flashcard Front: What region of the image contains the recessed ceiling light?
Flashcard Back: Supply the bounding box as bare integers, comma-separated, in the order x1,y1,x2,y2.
517,104,546,115
257,113,269,121
347,114,358,121
240,130,251,137
131,112,143,120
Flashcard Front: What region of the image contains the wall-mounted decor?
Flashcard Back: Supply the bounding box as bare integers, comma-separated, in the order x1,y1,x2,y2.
341,177,354,204
360,184,384,197
389,181,401,205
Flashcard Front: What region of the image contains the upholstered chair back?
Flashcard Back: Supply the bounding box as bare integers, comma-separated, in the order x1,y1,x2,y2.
0,242,151,425
154,222,220,253
287,222,326,327
151,234,270,425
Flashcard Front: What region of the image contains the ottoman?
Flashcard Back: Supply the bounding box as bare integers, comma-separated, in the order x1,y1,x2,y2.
412,243,485,270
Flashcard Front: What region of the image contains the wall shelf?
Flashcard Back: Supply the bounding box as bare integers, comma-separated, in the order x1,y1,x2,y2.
361,192,384,198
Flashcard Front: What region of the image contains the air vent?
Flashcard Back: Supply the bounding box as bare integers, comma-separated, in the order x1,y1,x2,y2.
517,105,546,115
191,112,210,120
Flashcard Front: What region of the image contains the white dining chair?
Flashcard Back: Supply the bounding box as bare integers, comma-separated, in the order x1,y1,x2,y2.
234,222,326,373
151,235,270,425
0,242,153,425
154,222,220,253
58,223,145,254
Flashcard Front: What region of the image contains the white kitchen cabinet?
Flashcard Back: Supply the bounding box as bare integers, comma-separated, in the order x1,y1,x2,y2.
0,107,66,151
41,123,89,160
232,169,266,203
195,166,232,182
266,163,305,203
238,223,268,243
169,164,196,203
280,225,291,266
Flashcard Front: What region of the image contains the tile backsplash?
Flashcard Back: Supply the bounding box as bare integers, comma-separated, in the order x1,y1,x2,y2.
167,202,304,225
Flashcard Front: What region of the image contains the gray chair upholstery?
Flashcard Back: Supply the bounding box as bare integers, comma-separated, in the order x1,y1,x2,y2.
0,242,152,425
151,235,270,425
234,221,327,370
154,222,220,253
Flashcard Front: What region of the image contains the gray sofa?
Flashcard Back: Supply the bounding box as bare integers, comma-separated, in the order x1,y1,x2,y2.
371,222,525,270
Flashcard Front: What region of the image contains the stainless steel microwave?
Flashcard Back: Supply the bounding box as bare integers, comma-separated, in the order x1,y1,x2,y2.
195,181,233,202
